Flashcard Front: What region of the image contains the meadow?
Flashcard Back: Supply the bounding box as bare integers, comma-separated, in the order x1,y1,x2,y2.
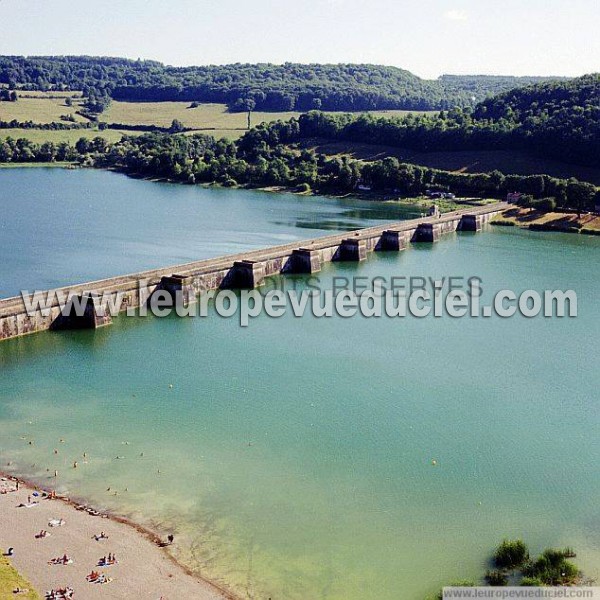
0,94,432,143
100,100,429,139
0,128,131,144
0,95,88,124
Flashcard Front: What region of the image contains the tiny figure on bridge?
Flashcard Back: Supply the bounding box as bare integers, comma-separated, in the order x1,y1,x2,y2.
428,204,441,218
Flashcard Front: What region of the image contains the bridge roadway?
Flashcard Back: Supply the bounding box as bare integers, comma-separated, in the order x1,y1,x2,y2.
0,202,509,340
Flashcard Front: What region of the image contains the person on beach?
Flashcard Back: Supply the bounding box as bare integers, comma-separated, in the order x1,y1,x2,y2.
168,534,174,544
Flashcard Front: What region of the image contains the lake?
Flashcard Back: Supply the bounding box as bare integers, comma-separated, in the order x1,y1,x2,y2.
0,167,420,298
1,168,599,599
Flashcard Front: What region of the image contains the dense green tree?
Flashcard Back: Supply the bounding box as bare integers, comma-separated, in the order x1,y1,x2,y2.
169,119,185,133
523,549,580,585
494,540,529,569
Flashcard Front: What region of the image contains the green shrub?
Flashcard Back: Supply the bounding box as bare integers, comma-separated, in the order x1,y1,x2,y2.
296,182,311,193
516,194,534,207
494,539,529,569
524,548,580,585
485,570,508,585
520,576,543,586
221,177,238,188
531,197,557,212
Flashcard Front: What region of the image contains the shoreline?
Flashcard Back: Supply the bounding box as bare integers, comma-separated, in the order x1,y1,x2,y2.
0,470,238,600
6,162,594,224
492,207,600,236
0,162,500,211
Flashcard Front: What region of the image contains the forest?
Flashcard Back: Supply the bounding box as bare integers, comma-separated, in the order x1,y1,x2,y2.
0,56,560,112
293,75,600,167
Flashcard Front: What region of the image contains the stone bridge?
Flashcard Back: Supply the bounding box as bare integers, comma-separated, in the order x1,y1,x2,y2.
0,202,508,341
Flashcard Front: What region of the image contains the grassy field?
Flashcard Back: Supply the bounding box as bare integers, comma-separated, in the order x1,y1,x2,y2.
0,96,430,142
0,128,131,144
101,101,431,140
300,138,600,185
0,96,88,124
0,553,39,599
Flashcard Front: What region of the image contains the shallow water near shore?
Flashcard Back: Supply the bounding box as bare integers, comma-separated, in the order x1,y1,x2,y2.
1,169,600,599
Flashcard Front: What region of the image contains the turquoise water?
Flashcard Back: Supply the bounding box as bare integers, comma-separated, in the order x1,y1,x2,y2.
0,168,419,298
1,170,600,599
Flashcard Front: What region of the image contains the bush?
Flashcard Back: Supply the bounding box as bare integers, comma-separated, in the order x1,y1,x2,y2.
516,194,534,207
169,119,185,133
524,548,580,585
520,577,543,586
494,540,529,569
221,177,238,187
530,197,557,212
296,182,311,193
485,570,508,585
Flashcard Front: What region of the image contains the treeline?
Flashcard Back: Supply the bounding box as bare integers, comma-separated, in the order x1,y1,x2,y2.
1,128,597,211
0,56,563,112
292,74,600,167
0,88,17,101
0,119,92,130
0,118,194,134
438,75,566,99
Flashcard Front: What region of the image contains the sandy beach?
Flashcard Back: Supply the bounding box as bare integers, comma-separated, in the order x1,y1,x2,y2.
0,477,229,599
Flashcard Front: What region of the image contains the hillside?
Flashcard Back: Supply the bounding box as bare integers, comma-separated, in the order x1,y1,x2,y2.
0,56,563,113
438,74,567,101
292,74,600,167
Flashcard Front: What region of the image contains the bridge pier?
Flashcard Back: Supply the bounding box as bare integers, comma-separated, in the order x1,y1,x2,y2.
150,274,197,306
414,223,441,243
333,239,367,261
459,214,483,232
50,294,113,331
376,230,412,251
221,260,266,289
284,248,322,274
